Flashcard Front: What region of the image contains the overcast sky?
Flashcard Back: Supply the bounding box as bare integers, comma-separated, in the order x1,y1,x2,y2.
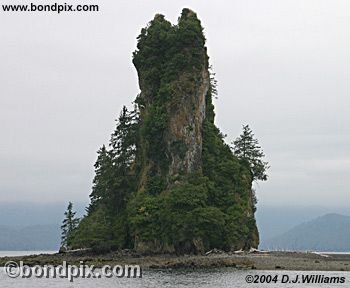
1,0,349,207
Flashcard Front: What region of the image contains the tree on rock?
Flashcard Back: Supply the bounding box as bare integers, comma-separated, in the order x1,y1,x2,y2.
61,202,80,249
232,125,269,181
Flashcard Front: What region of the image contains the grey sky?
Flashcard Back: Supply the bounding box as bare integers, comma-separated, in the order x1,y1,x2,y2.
1,0,349,207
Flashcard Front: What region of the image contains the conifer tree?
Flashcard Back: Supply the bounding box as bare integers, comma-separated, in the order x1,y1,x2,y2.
110,105,138,168
88,106,138,215
88,145,114,213
61,202,80,248
70,10,262,253
232,125,269,181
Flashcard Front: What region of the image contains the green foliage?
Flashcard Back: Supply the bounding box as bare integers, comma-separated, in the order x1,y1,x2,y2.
71,205,131,252
128,193,165,242
190,207,226,249
145,176,166,195
110,105,138,167
142,104,168,166
71,9,262,254
88,106,138,215
202,120,246,208
232,125,269,181
132,9,209,176
127,174,229,252
160,176,210,247
61,202,80,249
133,9,206,91
200,81,260,250
70,106,138,250
166,176,209,211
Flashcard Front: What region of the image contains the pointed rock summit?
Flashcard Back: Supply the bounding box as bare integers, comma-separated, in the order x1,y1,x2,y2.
71,9,259,255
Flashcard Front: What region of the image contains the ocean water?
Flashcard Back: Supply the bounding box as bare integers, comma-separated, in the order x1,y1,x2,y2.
0,252,349,287
0,251,56,257
0,268,349,288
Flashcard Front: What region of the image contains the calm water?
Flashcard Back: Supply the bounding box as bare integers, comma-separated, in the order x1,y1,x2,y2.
0,268,349,288
0,252,349,287
0,251,56,257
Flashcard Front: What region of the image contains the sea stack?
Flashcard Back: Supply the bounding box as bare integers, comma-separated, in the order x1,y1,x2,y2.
71,8,259,255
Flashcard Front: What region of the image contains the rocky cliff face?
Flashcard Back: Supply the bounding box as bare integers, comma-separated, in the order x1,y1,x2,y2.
137,68,209,181
71,9,259,255
167,69,209,177
133,9,210,187
131,9,259,253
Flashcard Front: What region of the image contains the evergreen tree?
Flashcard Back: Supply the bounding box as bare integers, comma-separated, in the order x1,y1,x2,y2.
72,106,138,251
110,105,138,168
88,106,138,214
88,145,114,213
71,9,261,253
232,125,269,181
61,202,80,249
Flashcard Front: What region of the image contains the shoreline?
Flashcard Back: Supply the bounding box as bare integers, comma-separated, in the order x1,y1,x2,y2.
0,251,350,271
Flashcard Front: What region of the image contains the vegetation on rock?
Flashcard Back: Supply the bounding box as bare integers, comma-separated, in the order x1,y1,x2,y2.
70,8,268,254
232,125,269,181
61,202,80,249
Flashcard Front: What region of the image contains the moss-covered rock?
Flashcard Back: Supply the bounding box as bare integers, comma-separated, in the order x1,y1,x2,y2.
71,8,259,254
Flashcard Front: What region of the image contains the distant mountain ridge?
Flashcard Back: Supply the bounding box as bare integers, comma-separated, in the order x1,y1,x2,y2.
0,202,86,227
0,203,349,251
261,213,350,252
0,224,60,251
0,202,86,251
